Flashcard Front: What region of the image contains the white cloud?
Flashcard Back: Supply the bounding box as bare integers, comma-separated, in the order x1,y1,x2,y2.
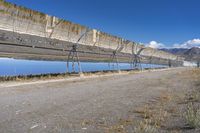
173,39,200,48
145,38,200,49
146,38,200,49
146,41,165,49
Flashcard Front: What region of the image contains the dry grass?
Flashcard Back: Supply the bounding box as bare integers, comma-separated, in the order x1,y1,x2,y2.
105,124,127,133
134,119,158,133
184,103,200,129
185,90,200,103
132,90,173,132
0,73,70,82
0,69,153,82
106,68,200,132
104,118,134,133
134,105,153,119
179,69,200,129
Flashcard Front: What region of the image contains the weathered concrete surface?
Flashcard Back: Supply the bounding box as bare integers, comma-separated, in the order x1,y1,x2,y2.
0,0,183,65
0,67,193,133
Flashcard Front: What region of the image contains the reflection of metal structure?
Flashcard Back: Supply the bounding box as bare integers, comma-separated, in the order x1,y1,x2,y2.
130,43,145,69
109,51,119,70
148,49,157,68
168,59,172,67
133,54,142,69
108,39,124,71
66,28,90,73
66,44,81,73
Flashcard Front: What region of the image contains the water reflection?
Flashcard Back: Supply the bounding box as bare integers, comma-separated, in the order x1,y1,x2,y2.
0,58,167,76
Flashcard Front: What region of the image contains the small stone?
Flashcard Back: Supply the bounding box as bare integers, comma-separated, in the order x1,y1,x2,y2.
30,124,39,129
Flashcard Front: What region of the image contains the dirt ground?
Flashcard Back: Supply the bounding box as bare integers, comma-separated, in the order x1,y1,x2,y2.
0,67,199,133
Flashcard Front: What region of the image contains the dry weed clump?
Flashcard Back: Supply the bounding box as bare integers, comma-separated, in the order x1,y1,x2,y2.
184,103,200,129
186,90,200,103
109,68,200,132
105,123,127,133
104,118,134,133
133,91,173,132
134,105,153,119
181,68,200,129
134,119,158,133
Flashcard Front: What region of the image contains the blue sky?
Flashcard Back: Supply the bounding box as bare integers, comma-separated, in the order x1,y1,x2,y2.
6,0,200,48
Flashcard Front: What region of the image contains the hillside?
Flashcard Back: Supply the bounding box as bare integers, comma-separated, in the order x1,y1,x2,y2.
161,47,200,61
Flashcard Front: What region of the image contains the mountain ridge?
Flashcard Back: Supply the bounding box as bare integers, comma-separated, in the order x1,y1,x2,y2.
160,47,200,61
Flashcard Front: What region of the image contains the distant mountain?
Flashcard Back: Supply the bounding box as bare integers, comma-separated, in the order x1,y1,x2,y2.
184,47,200,55
160,48,188,55
160,47,200,61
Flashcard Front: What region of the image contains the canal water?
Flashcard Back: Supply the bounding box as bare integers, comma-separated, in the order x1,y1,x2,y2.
0,58,167,76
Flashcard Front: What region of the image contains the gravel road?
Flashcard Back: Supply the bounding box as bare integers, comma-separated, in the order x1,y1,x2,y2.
0,68,192,133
